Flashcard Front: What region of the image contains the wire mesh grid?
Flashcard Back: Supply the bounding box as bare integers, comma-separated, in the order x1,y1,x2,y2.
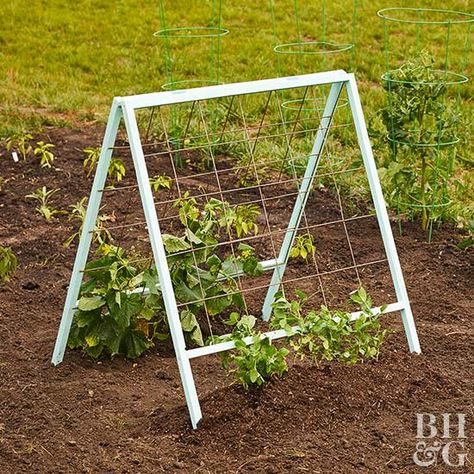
81,82,397,349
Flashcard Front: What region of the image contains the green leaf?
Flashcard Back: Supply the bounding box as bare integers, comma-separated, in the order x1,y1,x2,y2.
180,310,203,346
121,330,153,359
78,296,105,311
249,368,259,383
162,234,191,254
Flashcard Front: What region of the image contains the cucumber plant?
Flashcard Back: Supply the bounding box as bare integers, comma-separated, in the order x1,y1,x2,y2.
68,244,168,359
69,195,262,360
211,313,290,389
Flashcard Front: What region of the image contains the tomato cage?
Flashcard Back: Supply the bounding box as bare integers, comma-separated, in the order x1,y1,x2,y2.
51,71,420,428
377,8,474,240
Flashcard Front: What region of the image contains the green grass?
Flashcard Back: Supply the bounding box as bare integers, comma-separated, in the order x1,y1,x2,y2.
0,0,472,135
0,0,472,229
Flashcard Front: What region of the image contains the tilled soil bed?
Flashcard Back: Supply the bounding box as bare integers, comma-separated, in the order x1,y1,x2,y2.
0,126,473,473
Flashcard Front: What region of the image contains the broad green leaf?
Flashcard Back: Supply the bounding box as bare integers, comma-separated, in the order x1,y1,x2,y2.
78,296,105,312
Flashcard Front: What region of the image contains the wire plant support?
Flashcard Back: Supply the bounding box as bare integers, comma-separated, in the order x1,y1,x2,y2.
377,7,474,241
51,71,420,429
155,0,228,91
270,0,358,78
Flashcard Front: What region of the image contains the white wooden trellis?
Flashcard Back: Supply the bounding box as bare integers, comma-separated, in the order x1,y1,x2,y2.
51,70,421,429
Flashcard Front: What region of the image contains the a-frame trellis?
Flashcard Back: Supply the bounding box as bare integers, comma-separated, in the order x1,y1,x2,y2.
52,70,420,429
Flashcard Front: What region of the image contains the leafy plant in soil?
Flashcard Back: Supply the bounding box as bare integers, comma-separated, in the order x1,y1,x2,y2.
63,197,115,248
378,53,459,231
25,186,63,221
34,141,56,168
149,174,172,192
5,132,33,160
0,246,18,283
68,195,262,360
83,146,126,184
211,313,290,389
68,244,167,359
270,287,387,364
289,233,316,262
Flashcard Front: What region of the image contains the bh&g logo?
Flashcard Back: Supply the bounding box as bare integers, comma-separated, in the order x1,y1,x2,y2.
413,413,467,467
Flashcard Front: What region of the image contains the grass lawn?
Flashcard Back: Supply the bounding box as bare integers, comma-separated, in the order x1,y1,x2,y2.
0,1,472,228
0,0,472,134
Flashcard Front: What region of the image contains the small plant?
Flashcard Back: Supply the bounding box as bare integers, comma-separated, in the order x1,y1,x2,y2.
5,132,33,160
0,246,18,283
34,141,56,168
68,245,167,359
212,313,289,389
149,174,172,192
83,147,101,177
108,157,126,184
83,147,126,184
25,186,63,220
289,233,316,262
270,287,388,364
63,197,115,248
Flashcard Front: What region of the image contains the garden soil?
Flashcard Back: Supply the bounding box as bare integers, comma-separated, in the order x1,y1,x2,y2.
0,126,473,473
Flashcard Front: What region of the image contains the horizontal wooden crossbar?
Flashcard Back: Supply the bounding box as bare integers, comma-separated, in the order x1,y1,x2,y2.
117,70,350,109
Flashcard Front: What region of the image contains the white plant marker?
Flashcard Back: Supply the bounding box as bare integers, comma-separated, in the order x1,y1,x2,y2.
52,71,421,429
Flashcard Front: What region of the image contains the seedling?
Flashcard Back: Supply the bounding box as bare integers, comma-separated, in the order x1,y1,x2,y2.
108,157,126,184
25,186,63,220
289,233,316,262
83,147,126,184
5,132,33,160
83,147,101,177
213,313,289,389
149,174,172,192
34,141,56,168
64,197,115,247
0,246,18,282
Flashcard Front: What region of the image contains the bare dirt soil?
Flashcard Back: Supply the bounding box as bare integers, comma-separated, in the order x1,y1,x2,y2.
0,126,473,473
